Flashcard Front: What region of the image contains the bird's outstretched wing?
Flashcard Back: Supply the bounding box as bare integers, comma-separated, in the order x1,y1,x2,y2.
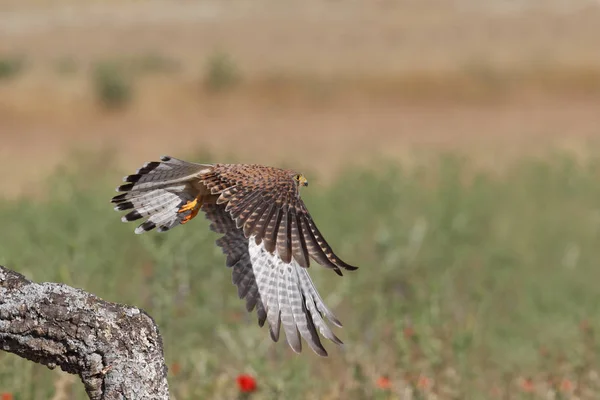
203,203,343,356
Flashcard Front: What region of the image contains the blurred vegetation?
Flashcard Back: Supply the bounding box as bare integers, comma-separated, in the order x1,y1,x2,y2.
92,62,133,109
0,55,26,80
1,153,600,399
204,51,241,92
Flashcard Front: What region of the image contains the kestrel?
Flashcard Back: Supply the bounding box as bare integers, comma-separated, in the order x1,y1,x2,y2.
111,156,357,356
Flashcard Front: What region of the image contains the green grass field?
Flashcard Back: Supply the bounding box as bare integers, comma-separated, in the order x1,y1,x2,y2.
2,152,600,399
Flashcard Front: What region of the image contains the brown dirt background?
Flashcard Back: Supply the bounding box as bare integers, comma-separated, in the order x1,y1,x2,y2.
2,0,600,197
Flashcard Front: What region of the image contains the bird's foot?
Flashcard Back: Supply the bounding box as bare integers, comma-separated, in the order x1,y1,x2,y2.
178,197,201,224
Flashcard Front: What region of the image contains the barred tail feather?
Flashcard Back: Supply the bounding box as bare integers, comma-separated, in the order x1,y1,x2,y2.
111,155,212,233
118,155,212,191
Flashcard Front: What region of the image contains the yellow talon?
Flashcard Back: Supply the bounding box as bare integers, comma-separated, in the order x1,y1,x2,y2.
181,208,200,224
178,197,202,224
179,198,198,213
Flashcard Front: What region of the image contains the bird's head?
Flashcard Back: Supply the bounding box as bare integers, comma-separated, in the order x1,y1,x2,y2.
292,172,309,187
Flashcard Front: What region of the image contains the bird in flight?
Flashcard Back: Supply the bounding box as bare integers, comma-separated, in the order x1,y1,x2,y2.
111,156,357,356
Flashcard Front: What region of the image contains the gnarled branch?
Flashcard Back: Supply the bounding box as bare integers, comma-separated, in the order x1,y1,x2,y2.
0,265,169,400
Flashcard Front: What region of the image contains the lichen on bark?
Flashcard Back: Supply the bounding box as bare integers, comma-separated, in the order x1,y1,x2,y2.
0,265,169,400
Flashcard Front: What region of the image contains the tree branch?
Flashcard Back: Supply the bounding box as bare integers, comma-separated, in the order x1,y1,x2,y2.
0,265,169,400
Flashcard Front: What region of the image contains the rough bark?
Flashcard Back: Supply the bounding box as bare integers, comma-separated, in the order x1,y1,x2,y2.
0,265,169,400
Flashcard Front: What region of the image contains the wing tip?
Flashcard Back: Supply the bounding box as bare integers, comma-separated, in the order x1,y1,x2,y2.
288,341,303,354
314,347,329,357
269,326,280,342
306,337,329,357
332,260,359,275
330,317,343,328
341,263,359,271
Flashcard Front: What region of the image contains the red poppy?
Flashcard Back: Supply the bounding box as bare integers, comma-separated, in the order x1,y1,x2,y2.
170,362,181,376
580,319,592,334
417,375,432,390
560,378,574,392
376,376,392,390
520,377,534,393
236,374,257,393
1,393,13,400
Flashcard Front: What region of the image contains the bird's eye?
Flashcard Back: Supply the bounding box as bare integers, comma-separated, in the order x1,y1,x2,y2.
294,174,300,181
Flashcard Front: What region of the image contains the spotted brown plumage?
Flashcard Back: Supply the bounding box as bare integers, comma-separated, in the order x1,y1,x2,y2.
111,155,357,356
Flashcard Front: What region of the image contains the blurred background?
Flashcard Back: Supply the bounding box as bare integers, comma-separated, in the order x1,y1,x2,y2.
2,0,600,399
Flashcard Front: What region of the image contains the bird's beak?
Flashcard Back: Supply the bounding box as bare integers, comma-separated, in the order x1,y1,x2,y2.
299,176,308,187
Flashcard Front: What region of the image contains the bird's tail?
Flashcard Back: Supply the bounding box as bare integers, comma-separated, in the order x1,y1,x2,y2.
111,155,212,234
